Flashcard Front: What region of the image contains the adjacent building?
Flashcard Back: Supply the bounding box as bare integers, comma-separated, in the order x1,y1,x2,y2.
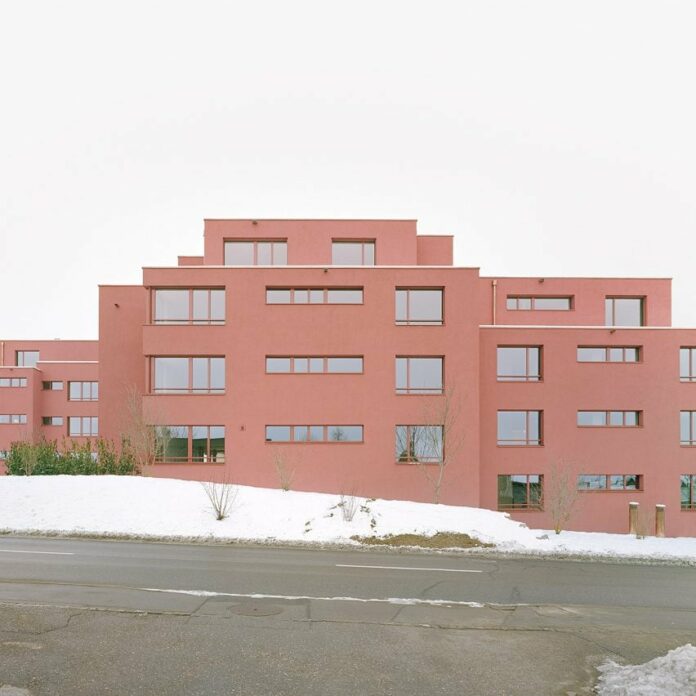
2,219,695,536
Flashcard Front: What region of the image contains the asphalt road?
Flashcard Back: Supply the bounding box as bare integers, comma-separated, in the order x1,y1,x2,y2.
1,537,695,695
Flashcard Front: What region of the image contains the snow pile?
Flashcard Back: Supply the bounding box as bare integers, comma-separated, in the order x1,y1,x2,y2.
2,476,696,561
595,644,696,695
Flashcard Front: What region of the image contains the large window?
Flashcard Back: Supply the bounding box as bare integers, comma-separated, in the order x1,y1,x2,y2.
331,240,375,265
266,356,363,374
155,425,225,463
682,475,696,510
152,357,225,393
69,416,98,437
153,289,225,324
506,297,571,311
497,475,543,510
680,348,696,382
0,378,27,388
395,425,443,463
681,411,696,446
577,346,641,363
605,297,644,326
577,411,640,427
577,474,641,491
497,347,541,382
395,357,443,394
265,425,363,443
0,414,27,424
15,351,39,367
224,240,287,265
68,381,99,401
266,288,363,305
395,288,443,325
497,411,542,446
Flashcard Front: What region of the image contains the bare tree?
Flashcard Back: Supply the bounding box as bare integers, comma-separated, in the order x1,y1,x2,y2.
201,474,237,521
122,384,171,475
396,386,464,504
338,490,358,522
272,447,297,491
545,460,580,534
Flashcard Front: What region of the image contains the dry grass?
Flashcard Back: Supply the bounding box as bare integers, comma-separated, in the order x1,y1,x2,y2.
351,532,494,549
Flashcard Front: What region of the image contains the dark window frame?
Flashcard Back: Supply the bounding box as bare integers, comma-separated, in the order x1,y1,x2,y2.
605,296,645,327
497,411,543,446
68,416,99,437
395,356,444,394
496,346,543,382
682,474,696,510
265,425,364,443
154,425,226,464
395,287,444,325
577,410,642,427
577,474,642,491
151,288,226,325
680,347,696,382
497,474,544,510
506,296,573,311
150,357,225,394
394,424,444,463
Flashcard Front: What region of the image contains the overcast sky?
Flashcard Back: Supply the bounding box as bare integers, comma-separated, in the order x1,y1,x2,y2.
1,1,694,339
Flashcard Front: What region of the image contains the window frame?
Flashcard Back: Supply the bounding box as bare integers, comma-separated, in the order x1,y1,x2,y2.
151,288,226,325
265,287,364,305
0,378,28,388
265,356,364,374
68,416,99,437
577,410,642,427
42,416,64,426
264,425,364,443
154,425,226,464
394,425,444,463
15,351,39,367
680,347,696,382
395,288,444,326
395,356,444,394
681,475,696,510
0,414,28,424
331,239,376,266
506,296,573,311
496,346,543,382
223,239,288,266
68,381,99,402
497,411,543,446
577,346,642,363
577,474,642,491
497,474,544,510
605,296,645,327
150,357,225,394
681,411,696,446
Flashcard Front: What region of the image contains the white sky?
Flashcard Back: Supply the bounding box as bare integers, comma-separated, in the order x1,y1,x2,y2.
1,1,694,339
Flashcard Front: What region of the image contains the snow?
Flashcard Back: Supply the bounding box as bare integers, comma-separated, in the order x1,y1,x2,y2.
2,475,696,562
595,644,696,695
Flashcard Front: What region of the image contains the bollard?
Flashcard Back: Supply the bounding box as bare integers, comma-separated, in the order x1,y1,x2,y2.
629,502,639,534
655,504,666,538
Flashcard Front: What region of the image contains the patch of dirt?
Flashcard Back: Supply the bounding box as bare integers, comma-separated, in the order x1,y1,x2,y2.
351,532,495,549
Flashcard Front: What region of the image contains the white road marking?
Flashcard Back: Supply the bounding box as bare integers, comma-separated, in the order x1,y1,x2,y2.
335,563,483,573
0,549,75,556
139,587,485,608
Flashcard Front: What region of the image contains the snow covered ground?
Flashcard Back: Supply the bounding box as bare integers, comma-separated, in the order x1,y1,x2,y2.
2,475,696,562
595,644,696,695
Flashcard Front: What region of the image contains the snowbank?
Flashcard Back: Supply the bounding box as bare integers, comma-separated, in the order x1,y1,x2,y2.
596,644,696,695
2,476,696,562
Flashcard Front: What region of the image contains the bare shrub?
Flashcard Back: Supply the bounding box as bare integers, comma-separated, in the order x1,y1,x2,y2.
122,384,171,475
338,491,358,522
272,447,296,492
545,460,580,534
201,476,237,521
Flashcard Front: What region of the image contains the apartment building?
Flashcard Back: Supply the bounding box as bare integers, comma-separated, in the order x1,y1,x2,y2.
2,219,695,536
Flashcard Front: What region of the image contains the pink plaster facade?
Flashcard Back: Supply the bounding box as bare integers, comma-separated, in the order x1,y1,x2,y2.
2,219,695,536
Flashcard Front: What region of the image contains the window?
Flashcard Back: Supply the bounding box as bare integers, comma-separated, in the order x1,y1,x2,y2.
0,378,27,388
395,288,443,325
497,411,542,446
266,287,363,304
577,474,641,491
266,356,363,374
265,425,363,443
605,297,644,327
497,475,543,510
577,347,641,363
151,357,225,393
153,289,225,324
68,382,99,401
395,357,443,394
15,351,39,367
497,347,542,382
506,297,571,311
68,416,98,437
154,426,225,463
331,240,375,265
224,240,287,265
42,417,64,426
681,411,696,446
680,348,696,382
0,414,27,424
577,411,640,427
682,475,696,510
394,425,443,463
42,381,64,390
